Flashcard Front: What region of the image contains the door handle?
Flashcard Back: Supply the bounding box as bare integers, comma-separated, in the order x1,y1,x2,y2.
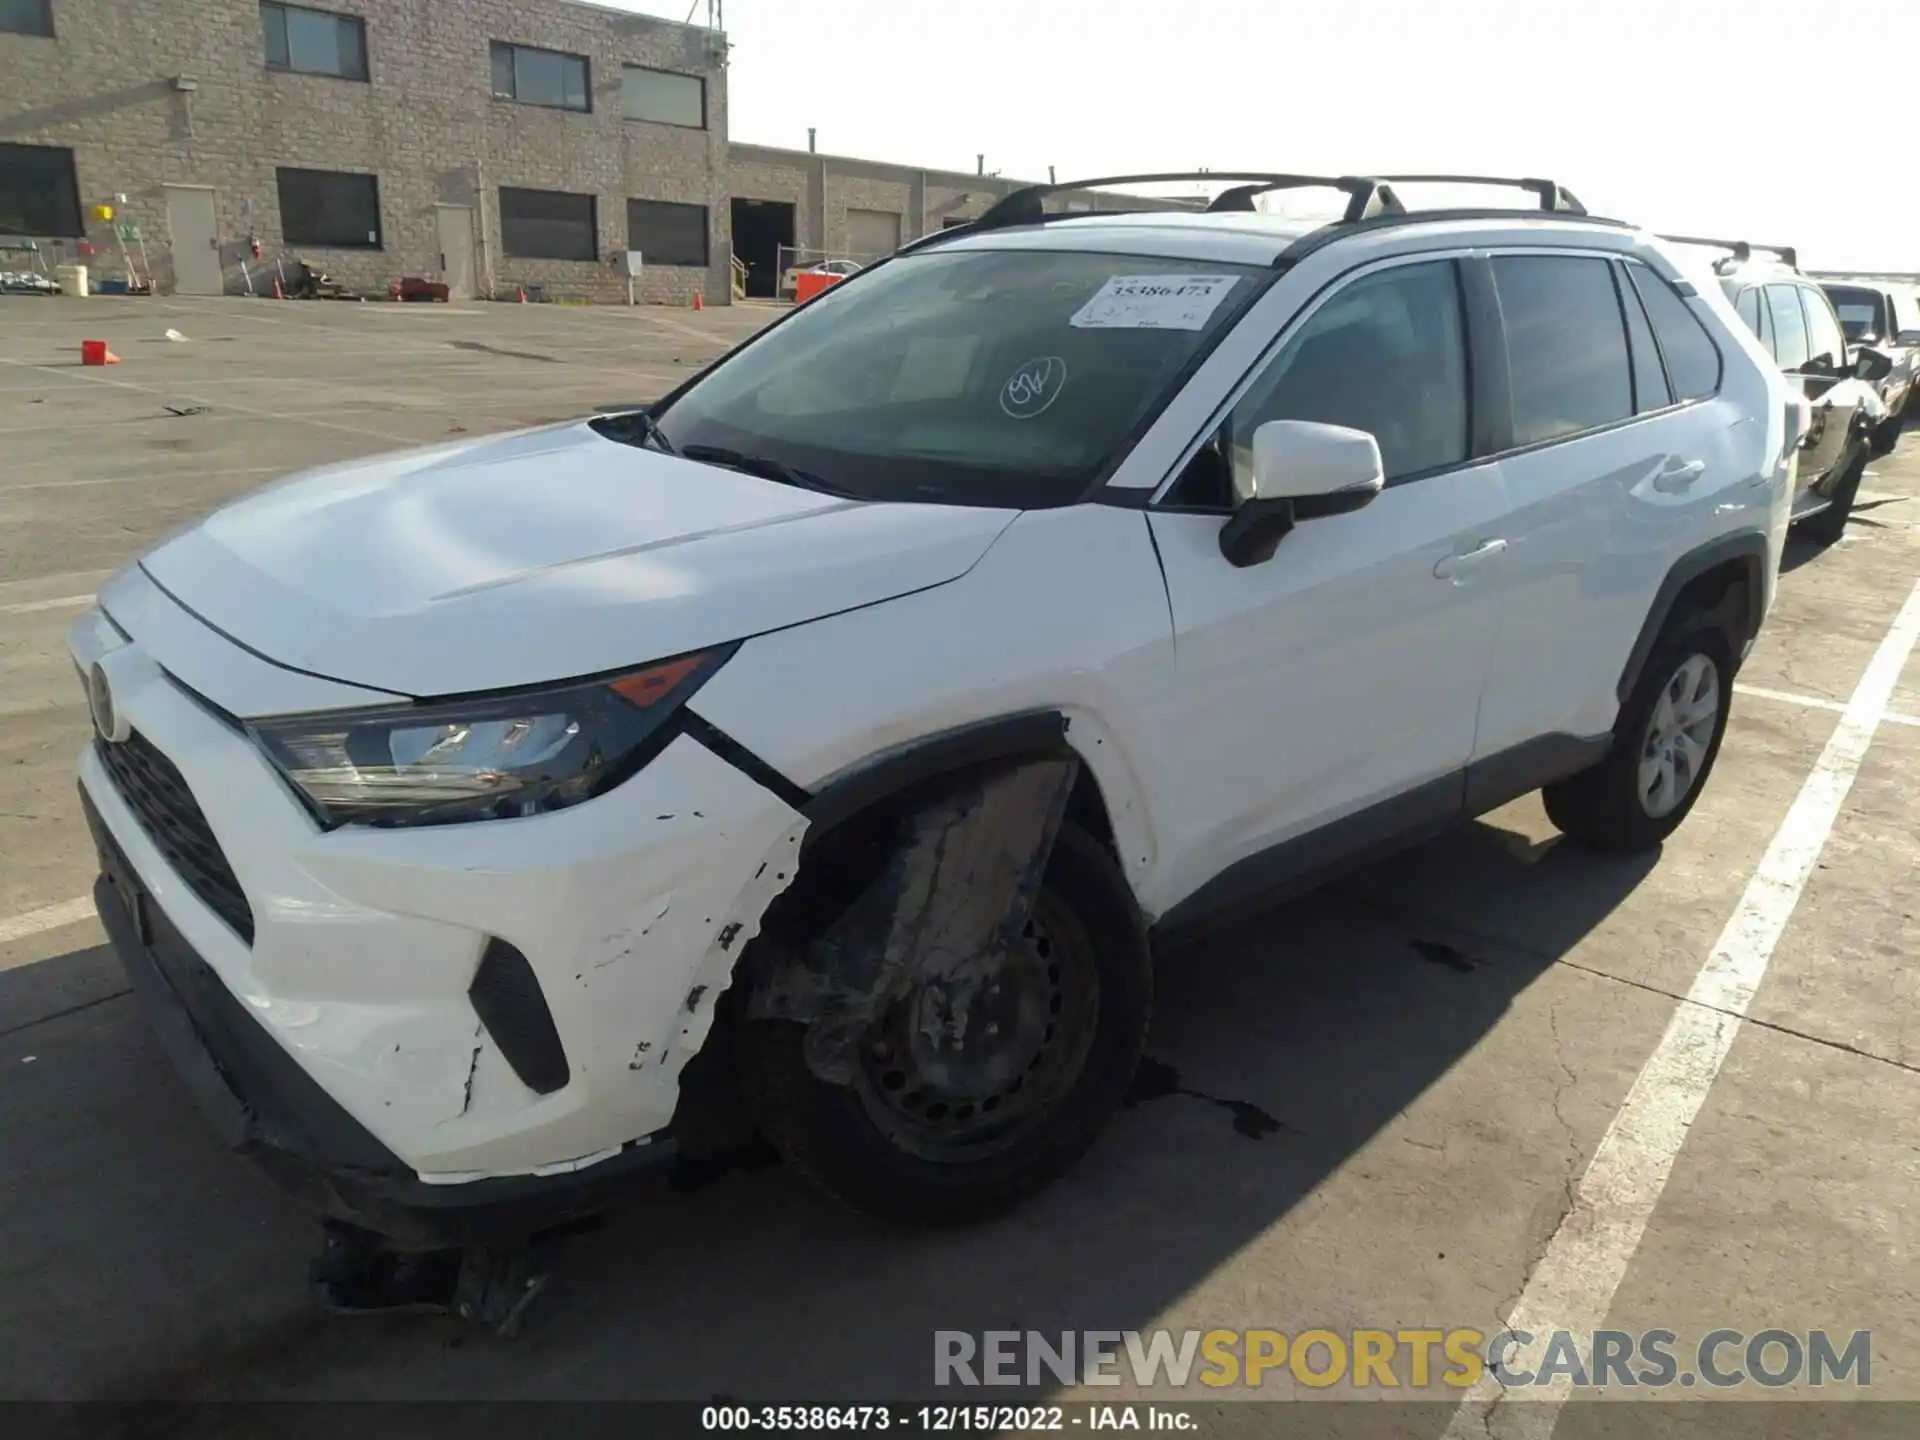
1653,458,1707,493
1433,538,1509,579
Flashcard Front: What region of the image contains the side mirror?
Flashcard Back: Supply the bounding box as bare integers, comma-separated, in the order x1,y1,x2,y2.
1218,420,1385,568
1853,346,1894,383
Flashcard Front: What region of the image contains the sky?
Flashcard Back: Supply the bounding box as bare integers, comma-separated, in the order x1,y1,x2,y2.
605,0,1920,274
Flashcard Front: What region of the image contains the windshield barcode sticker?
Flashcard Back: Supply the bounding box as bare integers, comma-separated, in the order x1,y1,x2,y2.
1070,275,1241,331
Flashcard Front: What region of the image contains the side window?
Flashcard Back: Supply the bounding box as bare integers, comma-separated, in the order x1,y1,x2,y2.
1735,287,1763,339
1492,254,1632,446
1615,264,1671,412
1223,259,1469,494
1765,284,1810,371
1800,288,1848,374
1627,263,1721,401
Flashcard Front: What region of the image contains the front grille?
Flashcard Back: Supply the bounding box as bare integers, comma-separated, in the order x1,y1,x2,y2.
96,732,256,944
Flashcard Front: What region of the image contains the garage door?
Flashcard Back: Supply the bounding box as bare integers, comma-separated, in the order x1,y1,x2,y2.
847,207,901,259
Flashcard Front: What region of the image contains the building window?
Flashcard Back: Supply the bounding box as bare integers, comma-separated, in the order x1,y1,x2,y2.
621,66,704,128
0,142,83,237
500,187,597,261
491,41,590,112
627,199,708,268
277,168,382,248
261,3,368,81
0,0,54,37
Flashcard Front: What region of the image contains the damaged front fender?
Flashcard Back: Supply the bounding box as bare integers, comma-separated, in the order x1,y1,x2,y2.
745,758,1079,1085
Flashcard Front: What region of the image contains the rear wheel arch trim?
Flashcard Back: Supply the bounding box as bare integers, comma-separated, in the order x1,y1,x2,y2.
1616,532,1769,703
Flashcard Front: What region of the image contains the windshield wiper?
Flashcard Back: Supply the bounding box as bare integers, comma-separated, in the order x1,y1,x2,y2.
680,444,849,496
591,408,678,456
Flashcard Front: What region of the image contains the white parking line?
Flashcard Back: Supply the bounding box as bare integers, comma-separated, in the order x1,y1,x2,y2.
0,897,98,947
1444,575,1920,1439
0,594,92,616
1736,681,1920,727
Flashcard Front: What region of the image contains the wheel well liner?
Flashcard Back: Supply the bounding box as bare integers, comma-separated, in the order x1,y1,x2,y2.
801,710,1110,845
1617,533,1768,702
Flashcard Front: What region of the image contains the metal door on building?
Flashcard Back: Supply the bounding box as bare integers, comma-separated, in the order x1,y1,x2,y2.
164,186,222,296
846,207,901,260
436,205,476,299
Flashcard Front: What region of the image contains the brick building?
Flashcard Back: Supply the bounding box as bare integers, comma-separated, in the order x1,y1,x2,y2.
0,0,1166,306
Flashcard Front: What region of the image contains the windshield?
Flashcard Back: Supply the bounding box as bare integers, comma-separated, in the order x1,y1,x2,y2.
654,249,1269,507
1822,286,1883,341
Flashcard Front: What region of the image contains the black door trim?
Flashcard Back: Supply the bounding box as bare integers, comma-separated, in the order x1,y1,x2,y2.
1151,771,1464,944
1152,730,1612,944
1462,731,1610,815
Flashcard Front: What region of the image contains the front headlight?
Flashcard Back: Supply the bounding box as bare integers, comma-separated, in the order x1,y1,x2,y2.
250,648,731,829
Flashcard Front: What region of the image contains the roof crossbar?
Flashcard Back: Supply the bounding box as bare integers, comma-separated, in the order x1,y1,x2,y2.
971,172,1402,232
1379,175,1587,215
1658,235,1799,271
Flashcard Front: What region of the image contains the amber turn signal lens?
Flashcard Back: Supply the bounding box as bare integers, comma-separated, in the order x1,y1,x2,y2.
609,654,709,708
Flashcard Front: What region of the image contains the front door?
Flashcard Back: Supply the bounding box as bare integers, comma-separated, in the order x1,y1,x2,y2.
436,205,476,299
1142,256,1509,915
164,187,222,296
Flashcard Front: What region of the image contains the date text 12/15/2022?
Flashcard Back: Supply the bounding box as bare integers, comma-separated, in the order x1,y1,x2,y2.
701,1405,1200,1431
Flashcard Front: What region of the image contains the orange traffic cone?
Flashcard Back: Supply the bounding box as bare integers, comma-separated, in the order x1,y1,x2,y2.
517,286,527,305
691,292,704,312
80,340,120,366
271,277,284,300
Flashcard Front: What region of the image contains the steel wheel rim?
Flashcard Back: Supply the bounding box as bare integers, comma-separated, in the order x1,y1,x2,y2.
853,889,1101,1163
1639,652,1720,819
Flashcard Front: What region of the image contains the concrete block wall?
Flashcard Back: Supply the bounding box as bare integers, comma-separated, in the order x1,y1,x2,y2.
723,143,1199,263
0,0,730,303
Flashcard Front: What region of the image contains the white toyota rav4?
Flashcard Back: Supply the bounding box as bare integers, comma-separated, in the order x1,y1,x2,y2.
73,173,1797,1253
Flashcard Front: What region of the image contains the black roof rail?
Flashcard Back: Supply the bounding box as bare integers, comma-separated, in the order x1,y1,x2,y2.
1658,234,1798,271
970,172,1404,233
1379,175,1587,215
1276,206,1632,265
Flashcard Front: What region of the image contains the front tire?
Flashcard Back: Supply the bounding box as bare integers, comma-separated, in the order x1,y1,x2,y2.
1544,617,1734,853
1870,413,1902,458
740,823,1152,1225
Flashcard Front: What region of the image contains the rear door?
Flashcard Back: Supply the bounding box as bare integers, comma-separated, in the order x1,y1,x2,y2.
1768,283,1851,488
1470,251,1733,761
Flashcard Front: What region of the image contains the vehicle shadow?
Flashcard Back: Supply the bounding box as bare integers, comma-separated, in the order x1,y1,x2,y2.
0,820,1657,1405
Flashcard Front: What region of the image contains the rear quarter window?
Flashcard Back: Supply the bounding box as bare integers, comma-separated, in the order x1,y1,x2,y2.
1627,263,1722,401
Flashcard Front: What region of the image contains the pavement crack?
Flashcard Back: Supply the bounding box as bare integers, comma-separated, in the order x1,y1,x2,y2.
0,987,133,1040
1544,994,1583,1260
1553,956,1920,1078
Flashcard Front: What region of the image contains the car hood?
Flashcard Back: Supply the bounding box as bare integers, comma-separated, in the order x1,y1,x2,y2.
138,421,1018,698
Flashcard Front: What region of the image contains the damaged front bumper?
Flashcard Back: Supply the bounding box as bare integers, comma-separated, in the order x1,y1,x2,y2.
71,599,812,1246
86,788,683,1249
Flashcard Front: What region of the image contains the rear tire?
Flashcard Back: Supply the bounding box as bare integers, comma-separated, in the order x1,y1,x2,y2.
1799,445,1867,547
1543,617,1734,853
740,823,1151,1225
